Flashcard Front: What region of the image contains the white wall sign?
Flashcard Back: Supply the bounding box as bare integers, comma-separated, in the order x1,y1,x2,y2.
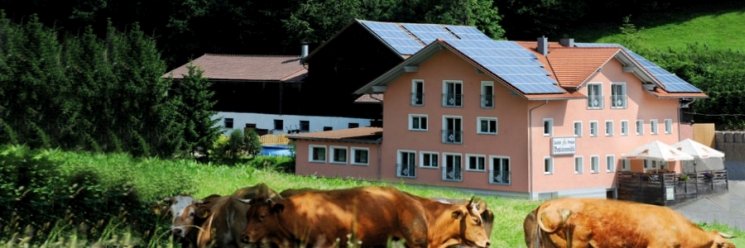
552,137,576,155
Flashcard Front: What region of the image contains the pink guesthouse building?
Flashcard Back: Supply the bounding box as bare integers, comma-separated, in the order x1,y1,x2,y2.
289,20,707,200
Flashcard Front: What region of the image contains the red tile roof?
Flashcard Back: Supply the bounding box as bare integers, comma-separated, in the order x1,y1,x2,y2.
165,54,307,82
516,41,620,88
288,127,383,142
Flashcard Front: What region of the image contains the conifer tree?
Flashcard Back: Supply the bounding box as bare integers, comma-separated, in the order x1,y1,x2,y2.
173,64,220,160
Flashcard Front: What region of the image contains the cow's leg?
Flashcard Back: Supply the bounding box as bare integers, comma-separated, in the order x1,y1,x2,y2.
401,216,428,248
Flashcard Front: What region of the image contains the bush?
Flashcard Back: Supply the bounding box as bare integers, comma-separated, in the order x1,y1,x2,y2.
0,146,161,245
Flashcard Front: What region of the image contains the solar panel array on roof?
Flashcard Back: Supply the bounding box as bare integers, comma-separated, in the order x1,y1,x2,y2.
403,24,458,44
624,50,702,92
445,26,492,40
360,20,563,94
575,42,701,93
360,21,423,55
446,40,565,94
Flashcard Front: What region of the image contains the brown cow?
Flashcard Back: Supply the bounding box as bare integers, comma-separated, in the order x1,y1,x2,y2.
528,198,735,248
242,186,490,248
166,194,222,247
194,183,279,248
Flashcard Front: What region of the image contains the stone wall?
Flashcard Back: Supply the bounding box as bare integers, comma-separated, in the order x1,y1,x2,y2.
716,131,745,161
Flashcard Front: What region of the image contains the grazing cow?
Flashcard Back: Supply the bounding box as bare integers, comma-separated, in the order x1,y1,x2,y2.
434,197,495,240
527,198,735,248
195,183,279,248
242,186,490,248
165,194,221,247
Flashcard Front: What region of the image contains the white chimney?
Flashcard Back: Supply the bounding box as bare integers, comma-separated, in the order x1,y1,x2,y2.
537,36,548,56
559,38,574,47
300,42,309,59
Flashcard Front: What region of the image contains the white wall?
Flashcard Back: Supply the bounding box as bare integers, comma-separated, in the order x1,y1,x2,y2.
214,111,374,134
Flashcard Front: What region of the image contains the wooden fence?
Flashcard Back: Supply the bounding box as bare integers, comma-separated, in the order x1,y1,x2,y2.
616,170,728,206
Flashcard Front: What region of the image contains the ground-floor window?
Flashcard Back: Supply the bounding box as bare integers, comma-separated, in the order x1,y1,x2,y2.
309,145,326,162
574,156,583,174
330,146,348,164
351,147,368,165
490,156,510,184
397,150,416,178
443,154,462,181
606,155,616,173
544,157,553,174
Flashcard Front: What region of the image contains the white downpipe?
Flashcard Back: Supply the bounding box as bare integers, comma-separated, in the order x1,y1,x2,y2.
528,100,548,200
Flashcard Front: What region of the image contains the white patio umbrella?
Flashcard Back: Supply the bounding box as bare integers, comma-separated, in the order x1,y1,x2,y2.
671,139,725,159
624,140,695,161
672,138,725,173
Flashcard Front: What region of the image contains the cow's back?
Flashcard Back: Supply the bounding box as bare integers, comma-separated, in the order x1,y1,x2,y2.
278,186,427,247
536,198,732,248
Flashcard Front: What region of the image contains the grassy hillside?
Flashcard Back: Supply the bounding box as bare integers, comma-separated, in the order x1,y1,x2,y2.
575,3,745,51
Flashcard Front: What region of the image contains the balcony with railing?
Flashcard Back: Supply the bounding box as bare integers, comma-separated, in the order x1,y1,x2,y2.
441,130,463,144
411,92,424,106
587,94,604,109
481,94,494,108
611,94,626,108
442,93,463,107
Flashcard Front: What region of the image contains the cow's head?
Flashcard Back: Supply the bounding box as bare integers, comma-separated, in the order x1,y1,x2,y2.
711,231,736,248
168,195,220,239
242,198,285,244
451,197,491,248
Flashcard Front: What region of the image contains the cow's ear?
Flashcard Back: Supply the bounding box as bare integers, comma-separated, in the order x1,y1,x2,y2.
451,209,464,219
271,202,285,214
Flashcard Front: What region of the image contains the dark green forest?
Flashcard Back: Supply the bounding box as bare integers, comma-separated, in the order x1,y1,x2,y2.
1,0,728,67
0,0,743,159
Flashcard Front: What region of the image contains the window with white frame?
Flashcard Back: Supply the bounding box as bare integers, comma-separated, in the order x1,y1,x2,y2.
489,156,510,184
590,121,598,137
591,156,599,173
605,120,614,136
636,120,644,135
443,116,463,144
409,114,428,131
606,155,616,172
309,145,326,162
420,152,439,168
574,156,584,174
443,154,462,181
467,154,486,171
411,80,424,106
621,120,629,136
477,117,498,135
330,146,348,164
351,147,369,165
664,119,672,134
397,150,416,178
587,83,603,109
442,80,463,107
622,158,630,171
611,83,627,108
574,121,583,137
543,118,553,136
481,81,494,108
650,119,658,135
544,157,553,174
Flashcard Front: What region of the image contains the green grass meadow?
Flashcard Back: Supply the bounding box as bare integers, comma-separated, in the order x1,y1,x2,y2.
3,148,745,247
575,3,745,52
